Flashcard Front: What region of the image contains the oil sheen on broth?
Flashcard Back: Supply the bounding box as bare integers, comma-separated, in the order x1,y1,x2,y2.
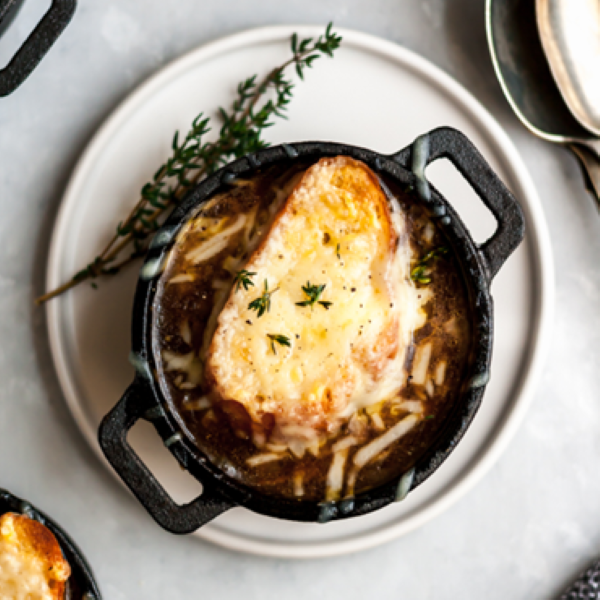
151,158,472,503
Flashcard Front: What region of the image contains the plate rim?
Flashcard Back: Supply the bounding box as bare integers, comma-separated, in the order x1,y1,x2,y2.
45,24,555,558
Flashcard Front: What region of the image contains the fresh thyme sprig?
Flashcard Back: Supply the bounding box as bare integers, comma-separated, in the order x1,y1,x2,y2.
267,333,291,355
234,269,256,292
248,279,279,318
410,246,449,284
35,24,342,305
295,281,332,310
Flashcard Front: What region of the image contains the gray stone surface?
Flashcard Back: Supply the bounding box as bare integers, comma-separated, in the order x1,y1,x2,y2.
1,1,599,598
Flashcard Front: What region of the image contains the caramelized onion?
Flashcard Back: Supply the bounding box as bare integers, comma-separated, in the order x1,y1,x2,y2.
332,436,358,453
411,343,432,385
169,273,195,285
293,471,305,497
182,397,211,411
186,214,246,264
325,448,349,501
246,453,283,467
353,414,418,469
435,360,447,386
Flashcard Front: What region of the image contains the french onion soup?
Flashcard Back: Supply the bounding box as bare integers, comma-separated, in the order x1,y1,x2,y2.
152,156,472,503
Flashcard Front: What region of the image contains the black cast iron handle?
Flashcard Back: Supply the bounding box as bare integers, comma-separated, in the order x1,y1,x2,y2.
390,127,525,281
98,381,234,534
0,0,76,97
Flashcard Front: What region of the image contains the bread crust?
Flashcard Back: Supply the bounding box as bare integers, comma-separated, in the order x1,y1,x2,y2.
246,156,395,264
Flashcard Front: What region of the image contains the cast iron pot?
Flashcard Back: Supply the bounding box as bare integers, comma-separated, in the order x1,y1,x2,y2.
99,126,524,534
0,488,102,599
0,0,76,96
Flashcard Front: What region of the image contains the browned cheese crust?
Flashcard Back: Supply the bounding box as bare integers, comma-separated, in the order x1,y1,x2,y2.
205,156,402,445
0,512,70,599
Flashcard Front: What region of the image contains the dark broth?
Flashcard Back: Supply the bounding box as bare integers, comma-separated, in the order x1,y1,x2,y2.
151,161,472,502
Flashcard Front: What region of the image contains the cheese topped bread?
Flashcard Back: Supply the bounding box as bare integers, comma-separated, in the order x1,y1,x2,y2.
0,512,70,600
206,156,425,453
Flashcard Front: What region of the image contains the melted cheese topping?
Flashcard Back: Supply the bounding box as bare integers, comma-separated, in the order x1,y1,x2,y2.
0,514,70,600
207,157,427,450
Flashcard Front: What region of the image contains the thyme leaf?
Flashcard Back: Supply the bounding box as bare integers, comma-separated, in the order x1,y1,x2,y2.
234,269,256,292
295,281,332,310
267,333,291,355
248,279,279,318
35,23,342,305
410,246,448,284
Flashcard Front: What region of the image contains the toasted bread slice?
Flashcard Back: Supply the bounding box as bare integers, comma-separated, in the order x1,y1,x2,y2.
206,156,414,450
0,512,70,600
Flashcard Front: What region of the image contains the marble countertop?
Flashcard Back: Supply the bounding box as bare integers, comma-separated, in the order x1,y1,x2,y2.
1,1,599,598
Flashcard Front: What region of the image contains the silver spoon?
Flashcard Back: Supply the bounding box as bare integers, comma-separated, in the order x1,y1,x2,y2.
536,0,600,136
486,0,600,206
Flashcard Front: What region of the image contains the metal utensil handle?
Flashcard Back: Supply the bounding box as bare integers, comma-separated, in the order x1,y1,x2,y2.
0,0,76,97
98,381,234,534
390,127,525,281
0,0,24,37
568,141,600,210
559,558,600,599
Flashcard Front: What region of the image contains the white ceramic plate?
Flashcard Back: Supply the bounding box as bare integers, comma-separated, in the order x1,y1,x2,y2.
45,26,554,558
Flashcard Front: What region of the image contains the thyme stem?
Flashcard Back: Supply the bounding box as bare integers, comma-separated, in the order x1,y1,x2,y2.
410,246,449,284
35,24,342,306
